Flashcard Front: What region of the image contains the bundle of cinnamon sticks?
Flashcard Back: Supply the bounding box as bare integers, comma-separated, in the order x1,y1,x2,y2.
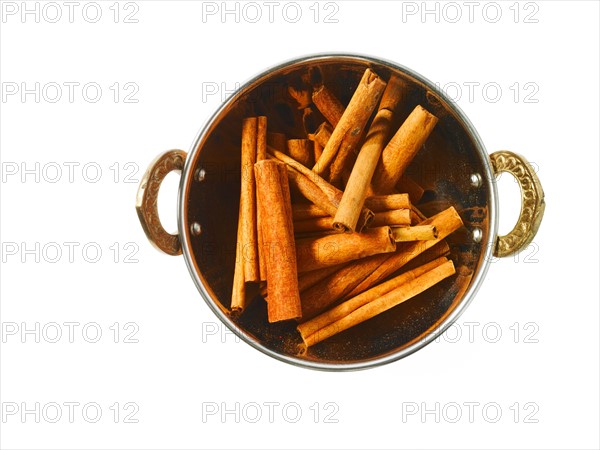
229,67,464,352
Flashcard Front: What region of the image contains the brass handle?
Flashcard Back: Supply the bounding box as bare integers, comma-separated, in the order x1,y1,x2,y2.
490,150,545,258
136,150,187,256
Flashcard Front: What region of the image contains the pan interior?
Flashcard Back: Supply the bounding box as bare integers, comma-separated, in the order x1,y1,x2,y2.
183,57,491,365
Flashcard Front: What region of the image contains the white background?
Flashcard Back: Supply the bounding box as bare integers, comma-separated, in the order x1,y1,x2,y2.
1,1,598,449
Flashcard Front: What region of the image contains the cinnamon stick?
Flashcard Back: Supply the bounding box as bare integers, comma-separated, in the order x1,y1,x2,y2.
295,226,396,273
392,225,438,242
311,84,345,127
333,76,407,231
254,160,302,322
372,105,438,194
364,193,411,212
299,260,456,347
300,206,462,319
287,139,314,168
256,116,268,281
313,69,387,177
240,117,259,282
379,74,408,112
369,209,411,227
298,256,448,340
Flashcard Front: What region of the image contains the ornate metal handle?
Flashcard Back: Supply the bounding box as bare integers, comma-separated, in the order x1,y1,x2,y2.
490,150,545,258
136,150,187,256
